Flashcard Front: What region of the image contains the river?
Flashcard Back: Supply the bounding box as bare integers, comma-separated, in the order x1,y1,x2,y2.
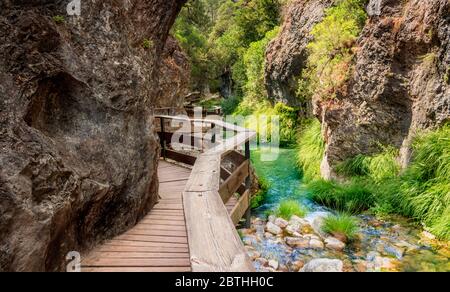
240,148,450,272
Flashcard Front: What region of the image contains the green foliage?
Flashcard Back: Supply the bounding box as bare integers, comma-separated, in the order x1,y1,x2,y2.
52,15,65,24
306,179,375,214
142,39,154,50
173,1,212,90
221,96,242,115
336,146,400,182
234,101,299,147
322,213,359,242
391,125,450,239
318,124,450,240
251,175,271,209
208,0,281,93
296,119,325,183
297,0,367,101
229,27,281,119
274,200,307,220
198,98,222,109
336,154,370,177
242,27,280,100
274,103,298,146
175,0,281,95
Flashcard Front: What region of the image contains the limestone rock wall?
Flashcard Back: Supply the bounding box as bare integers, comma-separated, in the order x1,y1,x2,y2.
319,0,450,176
0,0,187,271
264,0,334,107
265,0,449,177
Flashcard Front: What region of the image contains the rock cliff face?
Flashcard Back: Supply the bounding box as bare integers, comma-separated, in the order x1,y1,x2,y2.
319,0,449,176
156,36,190,108
265,0,449,177
265,0,334,107
0,0,186,271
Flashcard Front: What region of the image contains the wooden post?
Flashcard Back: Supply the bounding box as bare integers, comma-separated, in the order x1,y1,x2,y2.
160,117,166,160
211,123,216,145
244,140,251,228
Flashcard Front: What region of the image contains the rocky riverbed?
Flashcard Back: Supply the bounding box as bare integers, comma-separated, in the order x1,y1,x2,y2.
243,148,449,272
240,213,450,272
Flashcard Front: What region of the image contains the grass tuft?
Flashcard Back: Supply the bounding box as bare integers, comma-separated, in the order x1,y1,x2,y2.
274,200,307,220
142,38,154,50
322,213,359,242
251,175,271,209
52,15,65,24
336,146,400,182
297,119,325,183
306,179,375,214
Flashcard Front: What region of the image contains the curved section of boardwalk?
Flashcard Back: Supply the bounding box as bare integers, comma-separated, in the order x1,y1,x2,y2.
82,160,192,272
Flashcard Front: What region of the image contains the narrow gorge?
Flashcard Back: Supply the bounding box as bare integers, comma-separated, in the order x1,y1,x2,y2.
0,0,448,273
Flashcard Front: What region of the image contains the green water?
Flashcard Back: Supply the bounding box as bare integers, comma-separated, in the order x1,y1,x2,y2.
251,148,305,213
248,147,450,272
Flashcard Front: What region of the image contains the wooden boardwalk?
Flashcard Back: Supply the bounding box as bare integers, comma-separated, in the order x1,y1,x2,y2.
82,114,257,272
82,160,192,272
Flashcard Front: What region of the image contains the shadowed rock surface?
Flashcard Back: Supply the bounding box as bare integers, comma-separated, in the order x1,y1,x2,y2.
0,0,186,271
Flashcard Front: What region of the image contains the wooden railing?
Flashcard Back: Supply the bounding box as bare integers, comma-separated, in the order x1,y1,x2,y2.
185,105,222,117
155,114,256,272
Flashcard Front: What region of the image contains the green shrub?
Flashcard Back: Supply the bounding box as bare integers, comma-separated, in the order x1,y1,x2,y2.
198,98,221,110
322,213,359,242
274,103,299,147
306,179,375,214
394,125,450,239
368,124,450,240
275,200,307,220
297,119,325,183
242,27,279,99
221,96,242,115
142,39,153,50
251,175,271,209
336,154,370,177
233,101,299,147
52,15,65,24
367,147,401,182
298,0,367,100
336,146,400,182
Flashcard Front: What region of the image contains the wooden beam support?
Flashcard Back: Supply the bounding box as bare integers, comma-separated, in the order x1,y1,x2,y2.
230,190,251,226
218,160,249,204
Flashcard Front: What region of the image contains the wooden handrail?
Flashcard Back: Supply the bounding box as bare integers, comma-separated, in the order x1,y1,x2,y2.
155,114,251,134
155,114,256,272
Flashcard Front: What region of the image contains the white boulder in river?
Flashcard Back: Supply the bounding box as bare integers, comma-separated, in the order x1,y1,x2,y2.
300,259,344,272
325,237,346,251
265,222,282,235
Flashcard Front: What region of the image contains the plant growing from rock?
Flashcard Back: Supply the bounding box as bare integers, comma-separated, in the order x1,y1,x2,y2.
251,175,271,209
52,15,65,24
322,213,359,243
142,38,154,50
298,0,368,100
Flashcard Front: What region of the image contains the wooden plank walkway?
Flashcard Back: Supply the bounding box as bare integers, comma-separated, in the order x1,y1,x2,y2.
82,160,193,272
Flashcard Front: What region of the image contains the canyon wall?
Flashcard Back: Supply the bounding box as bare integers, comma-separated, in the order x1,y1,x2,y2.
266,0,449,177
0,0,187,271
265,0,334,107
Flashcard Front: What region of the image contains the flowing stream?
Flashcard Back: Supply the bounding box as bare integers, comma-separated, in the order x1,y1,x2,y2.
241,148,449,272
